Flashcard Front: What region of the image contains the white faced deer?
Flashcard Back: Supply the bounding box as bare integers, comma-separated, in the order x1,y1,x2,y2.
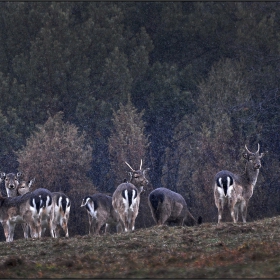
214,144,264,224
50,192,71,238
81,193,122,235
148,187,202,227
2,172,22,197
112,160,149,232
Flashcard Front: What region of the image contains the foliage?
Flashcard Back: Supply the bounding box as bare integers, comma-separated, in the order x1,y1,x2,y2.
108,96,149,187
0,2,279,231
16,111,94,193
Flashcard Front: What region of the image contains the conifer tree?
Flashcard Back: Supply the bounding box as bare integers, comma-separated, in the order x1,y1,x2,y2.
16,111,94,194
108,95,149,187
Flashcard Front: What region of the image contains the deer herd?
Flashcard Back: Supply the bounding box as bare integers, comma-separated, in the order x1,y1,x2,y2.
0,144,264,242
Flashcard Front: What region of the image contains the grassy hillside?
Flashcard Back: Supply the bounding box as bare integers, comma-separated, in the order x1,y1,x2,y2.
0,216,280,278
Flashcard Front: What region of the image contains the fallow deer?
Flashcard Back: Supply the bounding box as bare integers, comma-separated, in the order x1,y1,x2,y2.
29,188,53,237
15,181,70,238
2,172,23,197
50,192,71,238
15,177,36,238
17,178,35,196
0,190,49,242
214,143,264,224
81,193,122,235
112,160,149,232
148,187,201,226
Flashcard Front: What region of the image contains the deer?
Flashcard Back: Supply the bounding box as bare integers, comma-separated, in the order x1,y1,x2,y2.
0,173,35,238
2,172,23,197
0,190,51,242
148,187,202,227
50,192,71,238
214,143,264,224
28,187,53,237
17,178,36,196
15,180,70,238
81,193,122,235
112,160,150,233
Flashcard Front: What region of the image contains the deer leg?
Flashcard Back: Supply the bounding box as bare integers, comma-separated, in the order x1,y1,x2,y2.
116,221,124,233
234,204,239,222
228,199,237,223
217,199,224,224
22,223,29,239
241,200,248,223
8,222,16,242
62,219,69,238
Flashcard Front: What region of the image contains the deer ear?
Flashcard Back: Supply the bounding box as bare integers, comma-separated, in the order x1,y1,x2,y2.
128,172,132,181
259,152,264,158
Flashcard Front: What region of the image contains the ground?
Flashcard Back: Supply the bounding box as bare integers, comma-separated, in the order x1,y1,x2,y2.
0,216,280,278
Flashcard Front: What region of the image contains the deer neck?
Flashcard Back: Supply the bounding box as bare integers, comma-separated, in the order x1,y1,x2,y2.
240,162,259,197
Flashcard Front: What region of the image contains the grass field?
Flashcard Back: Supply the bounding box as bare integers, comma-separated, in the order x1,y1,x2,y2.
0,216,280,278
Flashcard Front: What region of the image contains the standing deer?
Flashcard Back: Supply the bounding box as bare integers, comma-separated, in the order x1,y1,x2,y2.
81,193,122,235
50,192,71,238
112,160,149,232
16,181,70,238
0,190,50,242
214,144,264,224
148,187,201,226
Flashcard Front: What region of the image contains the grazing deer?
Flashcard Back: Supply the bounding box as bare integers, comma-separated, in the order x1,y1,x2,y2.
148,187,201,226
81,193,122,235
214,144,264,224
112,160,149,232
2,172,23,197
30,188,53,236
15,181,70,238
50,192,71,238
0,190,50,242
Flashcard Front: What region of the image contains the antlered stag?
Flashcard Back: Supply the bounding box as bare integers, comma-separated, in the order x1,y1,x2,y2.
214,144,264,224
112,160,149,232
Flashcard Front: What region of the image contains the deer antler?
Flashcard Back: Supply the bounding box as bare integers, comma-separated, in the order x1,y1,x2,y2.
245,144,252,154
139,159,142,170
256,143,260,154
125,161,135,172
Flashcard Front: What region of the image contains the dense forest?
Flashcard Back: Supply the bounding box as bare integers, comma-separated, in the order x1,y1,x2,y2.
0,2,280,237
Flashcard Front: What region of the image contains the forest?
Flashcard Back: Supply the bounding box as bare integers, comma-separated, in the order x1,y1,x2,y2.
0,1,280,238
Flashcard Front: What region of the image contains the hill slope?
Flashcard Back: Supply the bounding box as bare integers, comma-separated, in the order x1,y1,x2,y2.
0,216,280,278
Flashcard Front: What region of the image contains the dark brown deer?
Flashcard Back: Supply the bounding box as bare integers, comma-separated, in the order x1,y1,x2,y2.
214,144,264,224
81,193,122,235
112,160,149,232
148,187,201,226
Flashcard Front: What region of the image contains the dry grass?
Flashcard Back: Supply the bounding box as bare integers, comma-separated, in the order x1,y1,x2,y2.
1,216,280,278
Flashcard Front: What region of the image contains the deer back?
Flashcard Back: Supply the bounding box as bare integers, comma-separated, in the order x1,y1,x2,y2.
148,187,196,226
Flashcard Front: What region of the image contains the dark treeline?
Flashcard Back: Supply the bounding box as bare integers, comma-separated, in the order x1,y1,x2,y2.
0,2,280,238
